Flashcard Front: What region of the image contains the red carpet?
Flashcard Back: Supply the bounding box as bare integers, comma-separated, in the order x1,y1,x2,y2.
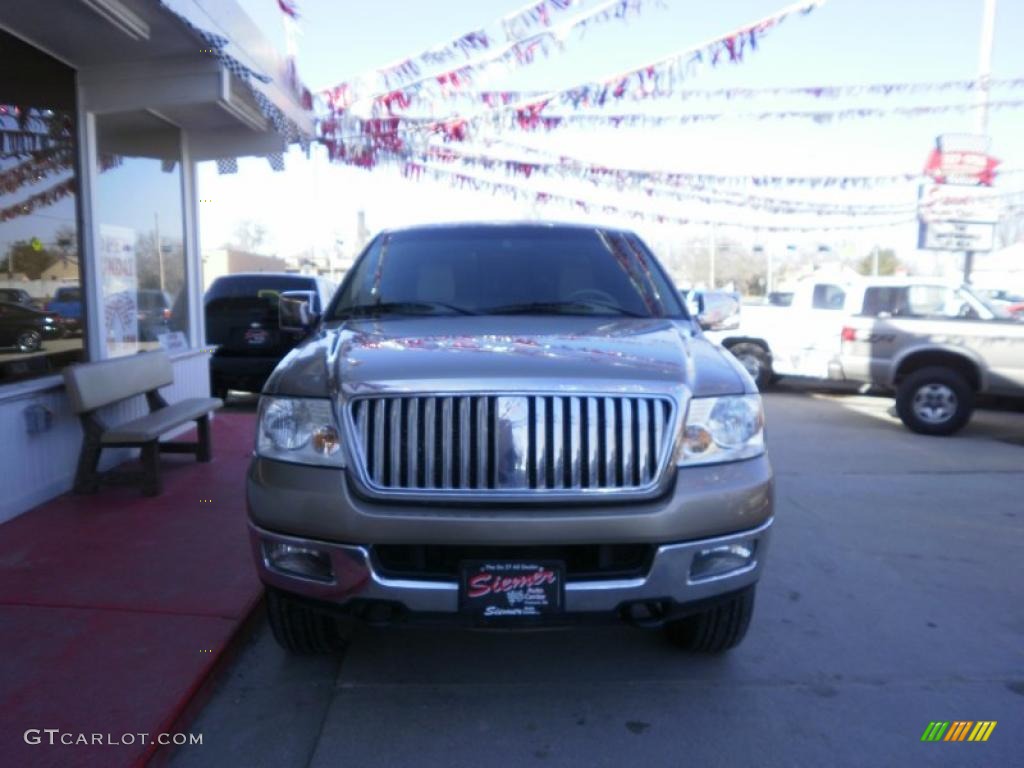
0,411,261,767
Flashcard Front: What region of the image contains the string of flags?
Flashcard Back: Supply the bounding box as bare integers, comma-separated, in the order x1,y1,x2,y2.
0,177,75,223
324,0,659,115
320,0,830,160
399,160,918,232
413,77,1024,108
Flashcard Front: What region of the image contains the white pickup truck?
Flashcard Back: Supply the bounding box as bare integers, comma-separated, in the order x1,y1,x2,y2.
704,277,854,388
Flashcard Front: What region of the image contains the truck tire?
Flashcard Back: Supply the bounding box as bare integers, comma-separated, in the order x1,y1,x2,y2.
664,586,755,653
727,343,772,390
266,588,354,654
895,366,974,436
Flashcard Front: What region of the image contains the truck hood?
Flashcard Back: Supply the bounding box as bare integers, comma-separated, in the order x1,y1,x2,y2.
264,316,751,398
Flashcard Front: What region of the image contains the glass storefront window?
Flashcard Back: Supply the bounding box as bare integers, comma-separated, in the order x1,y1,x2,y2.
94,112,188,358
0,30,84,384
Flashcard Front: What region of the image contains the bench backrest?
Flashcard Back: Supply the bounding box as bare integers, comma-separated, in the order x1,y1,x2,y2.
64,351,174,413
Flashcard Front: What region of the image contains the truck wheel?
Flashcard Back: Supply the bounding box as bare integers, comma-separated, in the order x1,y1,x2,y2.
16,329,43,352
895,367,974,436
266,588,354,654
664,586,755,653
727,343,772,389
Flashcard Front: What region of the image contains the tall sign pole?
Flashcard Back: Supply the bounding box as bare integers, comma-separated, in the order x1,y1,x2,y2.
966,0,998,283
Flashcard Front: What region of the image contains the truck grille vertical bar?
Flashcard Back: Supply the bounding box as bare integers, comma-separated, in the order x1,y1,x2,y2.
423,397,436,488
474,397,488,489
372,399,386,485
350,394,673,495
458,397,471,489
440,397,453,489
604,397,618,487
534,395,547,489
621,398,634,488
550,396,564,488
568,396,582,488
586,397,599,488
636,398,651,482
406,398,419,487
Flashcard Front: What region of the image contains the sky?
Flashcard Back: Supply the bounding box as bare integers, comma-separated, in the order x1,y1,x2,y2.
197,0,1024,280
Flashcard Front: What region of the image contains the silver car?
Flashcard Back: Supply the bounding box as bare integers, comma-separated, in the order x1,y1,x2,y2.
247,223,773,654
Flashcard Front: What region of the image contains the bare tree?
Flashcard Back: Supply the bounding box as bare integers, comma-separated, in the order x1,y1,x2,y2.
229,220,268,253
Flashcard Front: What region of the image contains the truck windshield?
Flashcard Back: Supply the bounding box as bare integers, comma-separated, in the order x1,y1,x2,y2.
330,227,685,319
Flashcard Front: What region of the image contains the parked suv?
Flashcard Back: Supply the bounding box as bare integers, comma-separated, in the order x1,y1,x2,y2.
248,223,773,654
205,273,335,399
836,278,1024,434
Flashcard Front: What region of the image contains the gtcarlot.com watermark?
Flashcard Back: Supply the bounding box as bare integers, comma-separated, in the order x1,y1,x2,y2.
24,729,202,747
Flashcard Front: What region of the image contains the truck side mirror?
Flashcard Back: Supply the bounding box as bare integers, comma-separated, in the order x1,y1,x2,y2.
279,290,319,333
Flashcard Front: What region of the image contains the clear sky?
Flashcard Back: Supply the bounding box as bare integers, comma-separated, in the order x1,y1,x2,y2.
198,0,1024,276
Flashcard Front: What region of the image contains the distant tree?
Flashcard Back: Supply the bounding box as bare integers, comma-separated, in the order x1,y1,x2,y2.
229,219,268,253
857,248,900,276
0,240,58,279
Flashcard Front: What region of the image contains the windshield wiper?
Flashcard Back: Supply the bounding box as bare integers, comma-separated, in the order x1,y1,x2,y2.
482,300,646,318
341,301,477,317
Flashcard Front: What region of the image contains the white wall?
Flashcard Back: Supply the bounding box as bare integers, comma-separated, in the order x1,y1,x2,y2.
0,352,213,524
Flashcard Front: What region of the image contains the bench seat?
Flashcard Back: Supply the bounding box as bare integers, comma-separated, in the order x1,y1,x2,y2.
63,350,224,496
102,397,223,444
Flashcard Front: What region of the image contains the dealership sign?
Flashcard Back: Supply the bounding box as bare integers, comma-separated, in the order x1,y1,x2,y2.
923,133,1000,187
918,134,998,252
918,220,995,252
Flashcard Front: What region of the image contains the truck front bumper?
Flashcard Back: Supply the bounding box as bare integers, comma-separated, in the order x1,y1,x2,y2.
250,517,772,617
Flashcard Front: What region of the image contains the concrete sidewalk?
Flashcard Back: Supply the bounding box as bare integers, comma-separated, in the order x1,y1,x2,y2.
0,411,260,768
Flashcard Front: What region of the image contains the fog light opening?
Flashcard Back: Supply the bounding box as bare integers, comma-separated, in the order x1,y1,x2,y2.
690,541,756,581
264,541,334,582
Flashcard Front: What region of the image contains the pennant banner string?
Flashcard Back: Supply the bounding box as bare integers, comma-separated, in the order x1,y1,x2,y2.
400,76,1024,111
398,160,919,232
325,0,659,113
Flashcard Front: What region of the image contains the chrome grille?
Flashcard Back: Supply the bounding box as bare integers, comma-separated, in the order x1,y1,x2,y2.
349,394,674,495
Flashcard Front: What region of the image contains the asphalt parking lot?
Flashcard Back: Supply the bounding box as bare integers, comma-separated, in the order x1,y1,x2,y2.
170,387,1024,768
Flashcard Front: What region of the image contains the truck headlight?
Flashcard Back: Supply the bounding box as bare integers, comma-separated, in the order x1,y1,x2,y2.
680,394,765,466
257,396,344,467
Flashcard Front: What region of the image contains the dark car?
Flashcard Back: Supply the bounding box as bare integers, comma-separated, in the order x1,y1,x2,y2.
136,289,173,341
45,285,83,334
205,273,335,398
0,300,65,352
0,288,35,307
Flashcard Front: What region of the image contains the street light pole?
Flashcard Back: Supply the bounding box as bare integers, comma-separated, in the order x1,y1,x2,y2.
708,223,716,289
966,0,997,284
154,212,165,291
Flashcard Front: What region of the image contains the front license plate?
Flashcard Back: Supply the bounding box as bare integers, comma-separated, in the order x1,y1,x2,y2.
460,561,564,620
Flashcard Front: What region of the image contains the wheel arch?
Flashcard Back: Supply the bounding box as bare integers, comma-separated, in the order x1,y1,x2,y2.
892,348,984,391
719,336,772,359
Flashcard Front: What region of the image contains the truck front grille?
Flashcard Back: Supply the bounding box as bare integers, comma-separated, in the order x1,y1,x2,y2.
348,394,675,495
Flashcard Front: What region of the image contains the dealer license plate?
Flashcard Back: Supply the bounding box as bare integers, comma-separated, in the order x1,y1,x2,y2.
460,561,564,620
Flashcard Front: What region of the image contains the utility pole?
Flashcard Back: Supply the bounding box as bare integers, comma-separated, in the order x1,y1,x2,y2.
966,0,997,284
708,223,716,289
872,244,880,276
154,212,165,291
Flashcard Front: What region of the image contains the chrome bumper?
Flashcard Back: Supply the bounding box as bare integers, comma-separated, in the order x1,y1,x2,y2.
250,518,772,614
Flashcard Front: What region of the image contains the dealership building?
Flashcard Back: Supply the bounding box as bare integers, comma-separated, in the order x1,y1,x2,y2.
0,0,313,521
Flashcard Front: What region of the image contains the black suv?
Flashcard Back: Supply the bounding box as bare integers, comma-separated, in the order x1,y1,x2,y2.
205,273,335,399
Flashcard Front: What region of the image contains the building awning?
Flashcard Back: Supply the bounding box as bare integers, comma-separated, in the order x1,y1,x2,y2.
0,0,314,162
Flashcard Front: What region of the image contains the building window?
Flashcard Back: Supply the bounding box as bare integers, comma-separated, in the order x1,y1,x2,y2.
0,30,84,384
94,112,188,358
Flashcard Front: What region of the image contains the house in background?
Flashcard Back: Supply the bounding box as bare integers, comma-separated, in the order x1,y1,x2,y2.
0,0,313,522
202,247,291,292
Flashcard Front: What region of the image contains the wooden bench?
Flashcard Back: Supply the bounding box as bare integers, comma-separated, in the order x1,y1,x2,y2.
63,351,223,496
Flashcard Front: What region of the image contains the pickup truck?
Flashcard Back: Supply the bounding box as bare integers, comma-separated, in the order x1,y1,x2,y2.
704,276,853,388
247,223,773,654
45,285,83,335
836,278,1024,434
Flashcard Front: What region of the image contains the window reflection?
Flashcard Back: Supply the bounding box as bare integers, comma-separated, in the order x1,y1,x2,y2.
94,112,188,358
0,29,84,383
